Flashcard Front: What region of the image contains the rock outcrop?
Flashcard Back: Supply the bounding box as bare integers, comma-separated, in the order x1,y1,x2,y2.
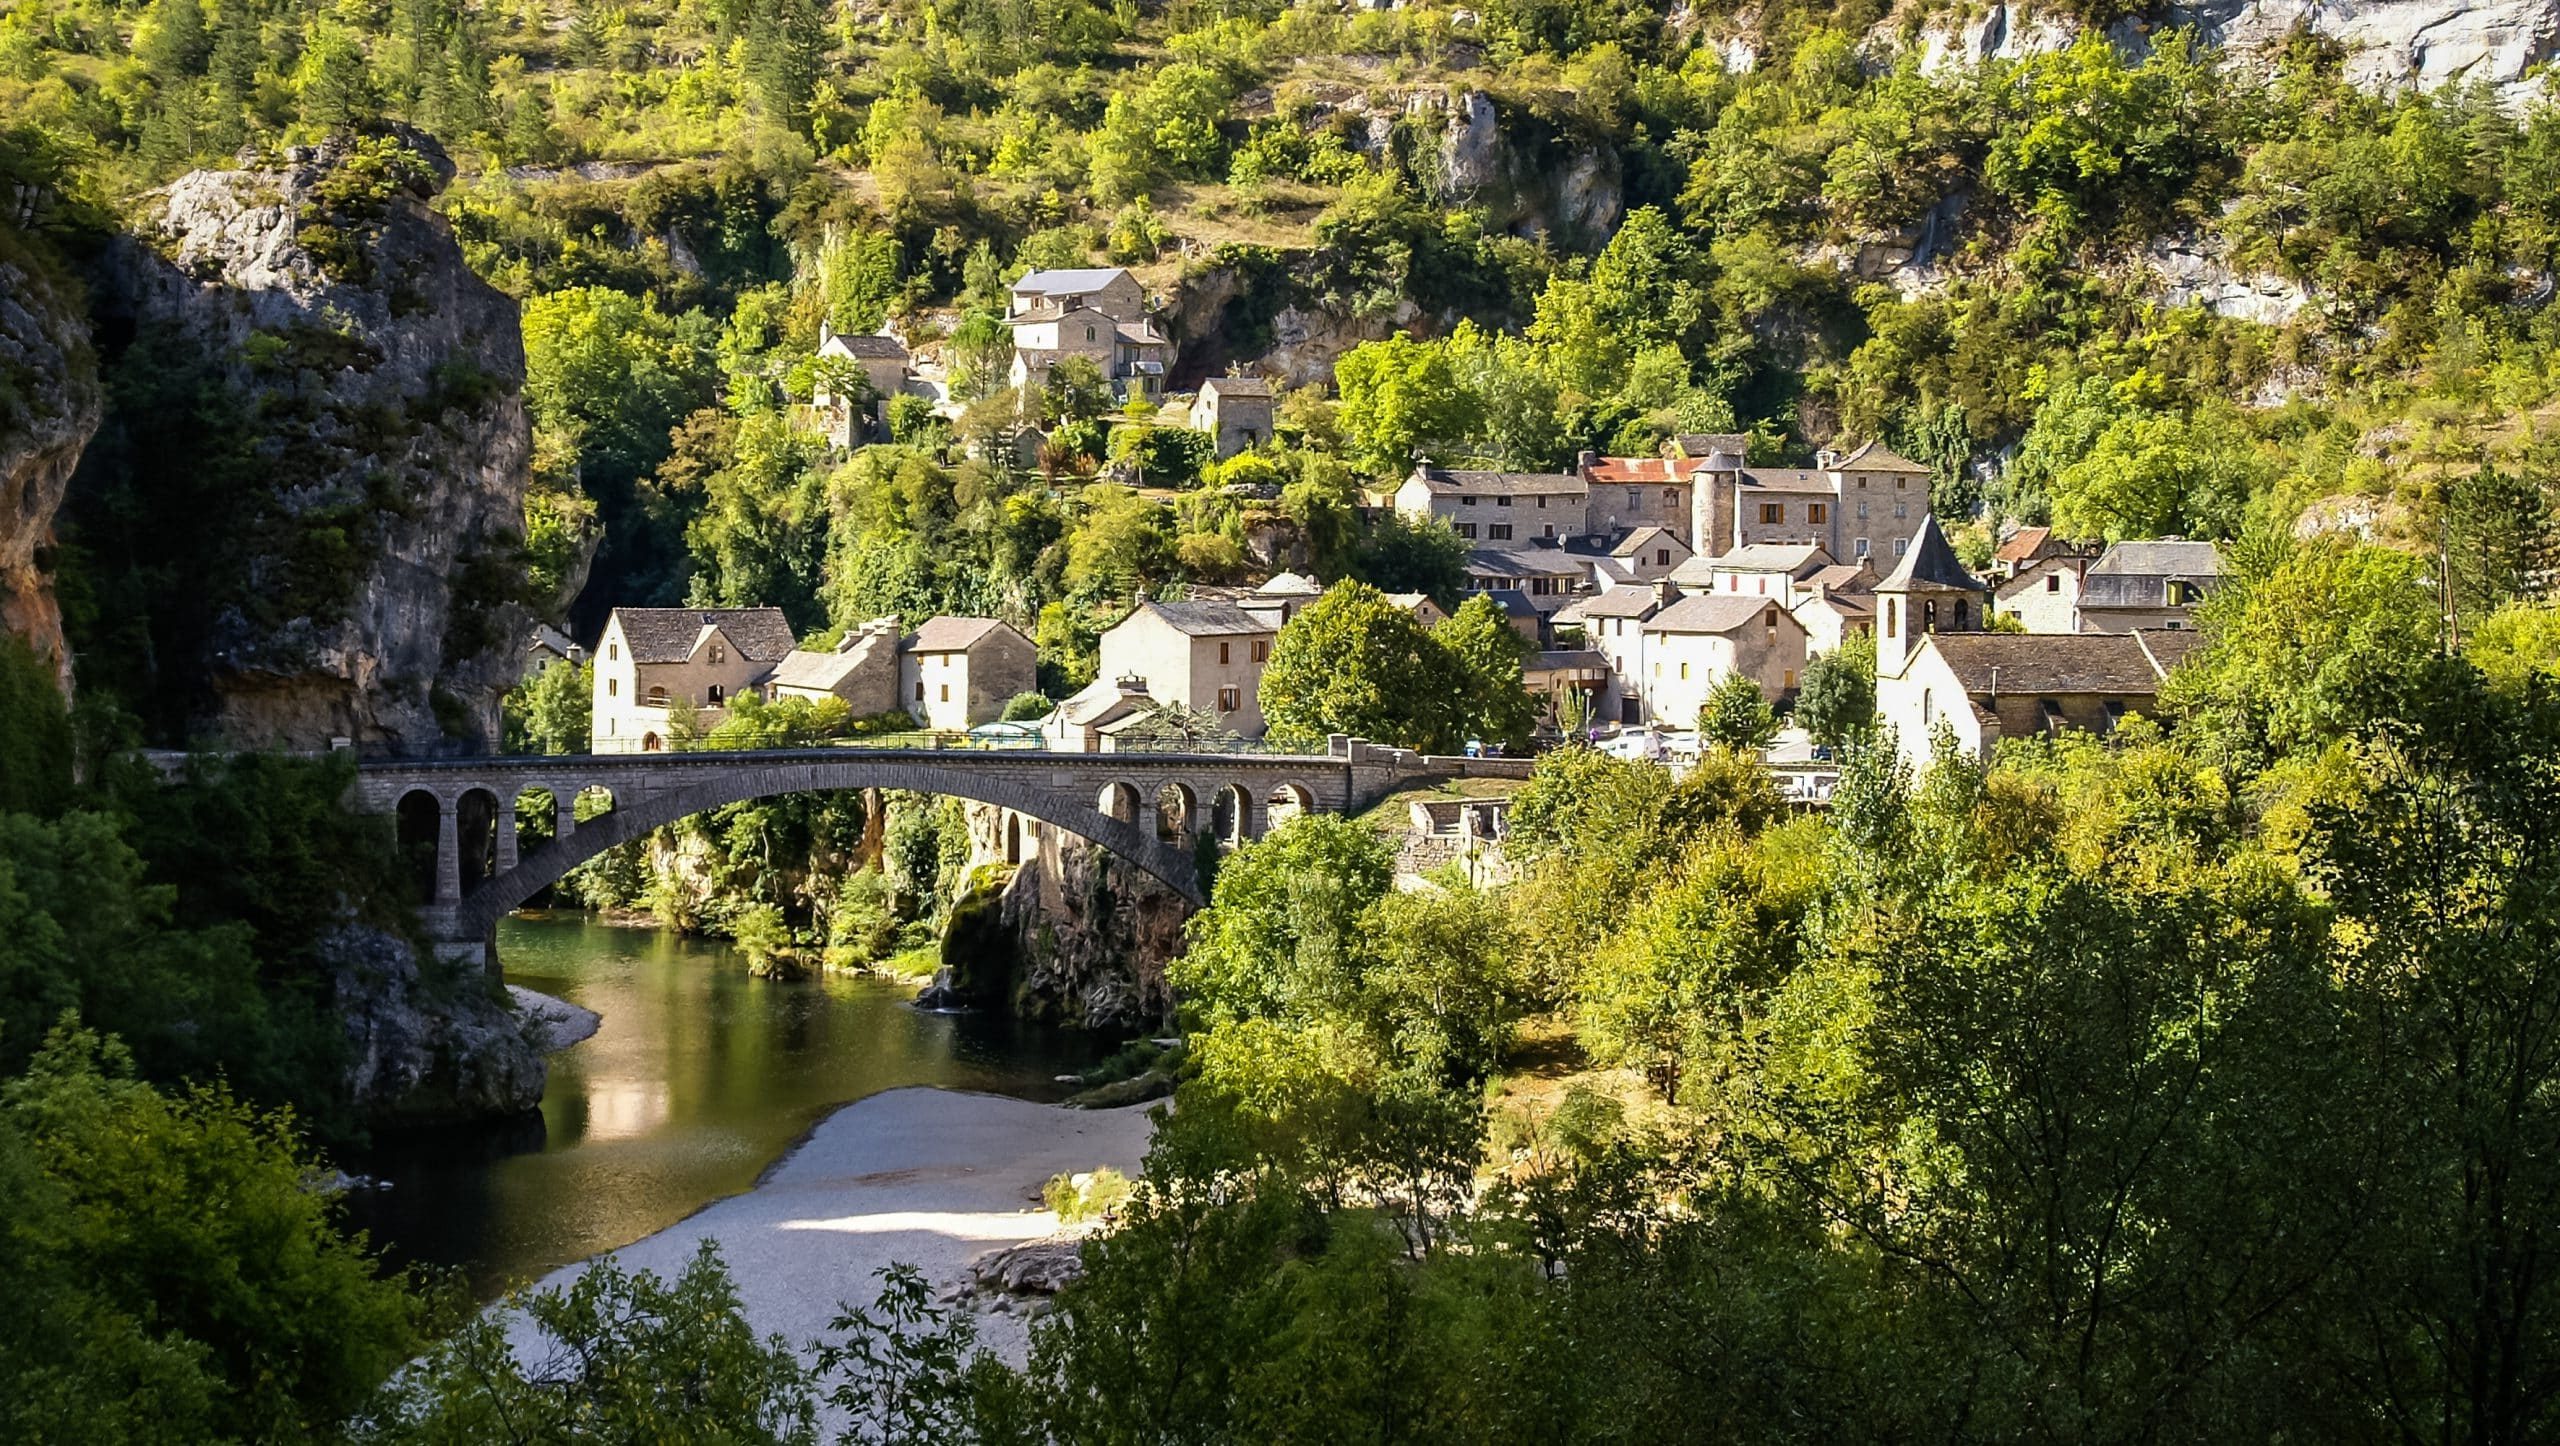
937,804,1186,1029
0,229,101,691
92,129,532,750
326,925,548,1125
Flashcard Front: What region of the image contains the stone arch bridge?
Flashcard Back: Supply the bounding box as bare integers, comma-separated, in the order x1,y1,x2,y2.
352,739,1458,964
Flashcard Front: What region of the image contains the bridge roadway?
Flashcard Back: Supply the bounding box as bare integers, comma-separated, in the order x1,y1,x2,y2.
353,736,1467,962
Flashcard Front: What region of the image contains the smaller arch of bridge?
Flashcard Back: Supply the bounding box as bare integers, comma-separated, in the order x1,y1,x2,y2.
1153,782,1196,843
1210,782,1253,844
1266,780,1315,831
1098,780,1139,824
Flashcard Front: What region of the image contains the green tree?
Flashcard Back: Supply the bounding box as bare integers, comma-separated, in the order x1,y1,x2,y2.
502,659,592,755
1435,593,1536,751
1795,634,1876,748
1697,672,1779,751
1260,582,1463,752
1334,335,1481,477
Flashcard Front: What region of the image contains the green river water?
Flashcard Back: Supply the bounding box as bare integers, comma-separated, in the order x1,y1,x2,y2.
346,912,1121,1298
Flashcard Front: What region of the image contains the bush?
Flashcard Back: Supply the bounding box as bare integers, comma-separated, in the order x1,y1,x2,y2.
1043,1166,1135,1224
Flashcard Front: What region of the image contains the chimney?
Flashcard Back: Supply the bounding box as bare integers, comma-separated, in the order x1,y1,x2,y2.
1652,578,1678,610
1816,447,1840,469
1576,449,1598,478
820,320,834,345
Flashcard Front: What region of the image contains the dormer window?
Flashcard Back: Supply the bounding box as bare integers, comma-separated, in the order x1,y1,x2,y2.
708,643,726,664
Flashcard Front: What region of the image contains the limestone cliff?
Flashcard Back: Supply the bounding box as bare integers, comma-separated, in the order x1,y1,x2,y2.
0,228,101,691
943,804,1187,1030
326,925,548,1124
86,129,531,751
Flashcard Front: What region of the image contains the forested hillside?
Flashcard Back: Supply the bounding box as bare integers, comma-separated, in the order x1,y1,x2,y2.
16,0,2560,664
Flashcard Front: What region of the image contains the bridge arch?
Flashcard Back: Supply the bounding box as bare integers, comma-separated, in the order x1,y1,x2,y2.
440,758,1216,941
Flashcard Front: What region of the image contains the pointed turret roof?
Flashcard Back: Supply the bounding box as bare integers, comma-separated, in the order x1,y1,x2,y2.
1876,514,1983,594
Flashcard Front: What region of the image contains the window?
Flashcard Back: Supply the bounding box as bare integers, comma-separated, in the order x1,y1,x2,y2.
1219,641,1232,665
1922,687,1933,723
1244,429,1258,446
1663,488,1678,507
1886,598,1900,638
1858,478,1869,489
1783,669,1796,690
1807,503,1829,524
1894,536,1910,556
1542,523,1556,538
609,643,619,661
1764,610,1778,643
1461,495,1478,505
1680,661,1690,680
708,643,725,664
1896,477,1908,489
609,678,620,697
1894,502,1908,520
707,684,725,704
1858,500,1870,520
915,681,925,701
1923,600,1938,630
1498,495,1513,507
1537,496,1547,508
1855,537,1871,558
1759,503,1786,524
1489,524,1514,541
645,685,667,705
2047,572,2062,593
1656,549,1671,566
1085,325,1095,341
940,684,950,702
1626,488,1641,509
1757,577,1768,595
1251,639,1270,663
1455,523,1478,539
1217,685,1241,711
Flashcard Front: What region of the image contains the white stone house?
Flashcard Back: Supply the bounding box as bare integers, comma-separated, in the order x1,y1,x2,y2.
1876,630,2202,776
591,607,798,753
1638,594,1810,726
899,617,1037,730
1553,580,1678,726
1094,599,1278,738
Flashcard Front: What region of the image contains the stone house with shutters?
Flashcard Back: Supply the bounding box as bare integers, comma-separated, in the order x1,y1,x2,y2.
1394,466,1590,547
1009,267,1148,322
1093,599,1278,739
811,327,911,446
591,607,798,753
1553,579,1678,726
1638,594,1810,727
2076,540,2225,632
898,617,1036,730
1008,299,1172,402
1995,554,2090,633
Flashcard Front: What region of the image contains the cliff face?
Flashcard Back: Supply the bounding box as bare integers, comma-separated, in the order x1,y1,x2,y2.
0,230,101,690
89,131,531,751
946,804,1187,1029
325,925,547,1124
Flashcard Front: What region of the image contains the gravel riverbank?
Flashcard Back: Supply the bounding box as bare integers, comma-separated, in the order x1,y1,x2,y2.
504,1087,1155,1368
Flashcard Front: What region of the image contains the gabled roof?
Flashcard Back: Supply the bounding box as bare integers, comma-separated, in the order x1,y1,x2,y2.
1570,585,1675,619
1477,589,1541,620
1410,466,1588,497
1125,600,1274,638
1877,515,1983,594
1257,571,1322,596
908,616,1017,653
1924,632,2175,695
1385,592,1445,616
1713,542,1832,575
2087,540,2225,578
609,608,796,664
1609,525,1685,558
1994,554,2082,599
1806,564,1870,594
820,332,908,361
1198,375,1273,399
1837,440,1930,473
1013,267,1131,294
1057,674,1153,727
1994,524,2054,564
2134,628,2206,673
1644,595,1788,635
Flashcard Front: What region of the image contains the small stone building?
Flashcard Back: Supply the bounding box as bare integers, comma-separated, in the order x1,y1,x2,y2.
1189,376,1275,458
1637,594,1810,726
592,607,798,752
900,617,1037,731
1095,599,1278,738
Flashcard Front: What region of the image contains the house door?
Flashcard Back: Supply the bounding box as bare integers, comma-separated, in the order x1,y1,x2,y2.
1621,697,1641,725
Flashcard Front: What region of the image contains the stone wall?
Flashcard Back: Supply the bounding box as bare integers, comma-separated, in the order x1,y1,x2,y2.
954,803,1189,1030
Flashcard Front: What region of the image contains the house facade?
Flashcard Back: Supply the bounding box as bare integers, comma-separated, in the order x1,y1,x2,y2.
1876,630,2201,775
1009,267,1147,322
1639,594,1810,726
592,607,798,752
1394,466,1589,546
811,326,910,446
1008,299,1172,402
1094,599,1278,738
899,617,1036,730
1994,555,2087,633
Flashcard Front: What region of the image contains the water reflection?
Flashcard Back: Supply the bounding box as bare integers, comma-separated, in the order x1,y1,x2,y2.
345,913,1119,1298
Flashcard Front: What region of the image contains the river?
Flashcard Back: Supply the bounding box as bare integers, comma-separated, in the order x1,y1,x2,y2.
345,912,1124,1299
